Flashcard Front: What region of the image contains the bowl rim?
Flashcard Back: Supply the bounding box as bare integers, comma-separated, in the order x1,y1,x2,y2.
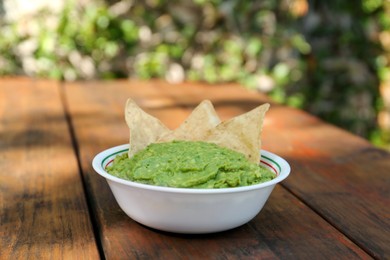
92,144,290,194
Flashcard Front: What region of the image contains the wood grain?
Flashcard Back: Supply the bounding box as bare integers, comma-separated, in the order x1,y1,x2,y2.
262,106,390,259
0,78,99,259
158,81,390,258
64,80,372,259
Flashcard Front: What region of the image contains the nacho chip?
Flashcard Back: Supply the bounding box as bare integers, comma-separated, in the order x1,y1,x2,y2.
125,98,270,163
158,100,220,142
204,103,270,163
125,99,170,158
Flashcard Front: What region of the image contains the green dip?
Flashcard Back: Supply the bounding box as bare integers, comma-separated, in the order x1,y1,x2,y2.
106,140,275,189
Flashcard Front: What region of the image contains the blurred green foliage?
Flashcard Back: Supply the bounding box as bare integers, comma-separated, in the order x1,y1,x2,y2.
0,0,390,148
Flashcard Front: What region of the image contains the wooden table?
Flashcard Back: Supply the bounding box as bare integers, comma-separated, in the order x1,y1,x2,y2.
1,78,389,259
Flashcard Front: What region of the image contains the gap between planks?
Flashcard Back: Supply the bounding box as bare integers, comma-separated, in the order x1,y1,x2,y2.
58,81,106,259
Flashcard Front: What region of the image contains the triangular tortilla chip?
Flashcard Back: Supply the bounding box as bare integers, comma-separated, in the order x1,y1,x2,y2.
204,103,270,163
125,99,171,158
158,100,220,142
125,99,270,163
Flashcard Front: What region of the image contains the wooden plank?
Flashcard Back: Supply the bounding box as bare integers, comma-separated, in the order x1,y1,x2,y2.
0,78,99,259
159,81,390,258
64,80,369,259
262,106,390,259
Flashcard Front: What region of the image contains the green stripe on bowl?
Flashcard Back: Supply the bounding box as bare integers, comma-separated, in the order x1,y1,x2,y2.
261,154,282,173
102,148,128,168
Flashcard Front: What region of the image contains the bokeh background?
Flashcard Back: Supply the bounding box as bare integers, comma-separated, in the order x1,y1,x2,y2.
1,0,390,149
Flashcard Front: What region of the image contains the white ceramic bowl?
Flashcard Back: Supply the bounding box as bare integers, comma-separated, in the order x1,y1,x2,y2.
92,144,290,234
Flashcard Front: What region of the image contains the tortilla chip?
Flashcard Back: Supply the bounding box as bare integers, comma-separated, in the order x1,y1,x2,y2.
204,103,270,163
158,100,220,142
125,98,270,163
125,99,170,158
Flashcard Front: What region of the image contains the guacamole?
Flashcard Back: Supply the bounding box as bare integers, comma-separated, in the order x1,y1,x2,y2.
106,140,275,188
